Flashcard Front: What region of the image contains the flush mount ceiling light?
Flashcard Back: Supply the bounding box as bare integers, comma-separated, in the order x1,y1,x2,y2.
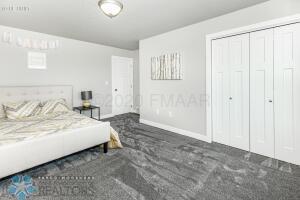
98,0,123,18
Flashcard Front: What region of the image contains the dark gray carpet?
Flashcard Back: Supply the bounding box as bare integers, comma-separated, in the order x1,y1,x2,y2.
0,113,299,200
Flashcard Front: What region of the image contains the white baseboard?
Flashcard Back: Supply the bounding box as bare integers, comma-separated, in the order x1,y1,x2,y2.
101,113,115,119
139,119,212,143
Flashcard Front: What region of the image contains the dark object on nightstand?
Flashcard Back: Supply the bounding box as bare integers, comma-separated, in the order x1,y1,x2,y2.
81,91,93,108
73,105,101,121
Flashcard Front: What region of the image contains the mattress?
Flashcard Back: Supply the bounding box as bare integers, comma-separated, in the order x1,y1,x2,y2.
0,111,102,146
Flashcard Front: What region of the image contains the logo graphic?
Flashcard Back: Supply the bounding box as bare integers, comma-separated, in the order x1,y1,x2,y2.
8,175,37,200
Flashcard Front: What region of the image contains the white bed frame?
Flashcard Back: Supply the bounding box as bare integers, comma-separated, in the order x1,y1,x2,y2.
0,86,111,179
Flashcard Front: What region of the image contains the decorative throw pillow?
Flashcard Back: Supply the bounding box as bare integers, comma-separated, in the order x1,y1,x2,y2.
3,100,41,119
108,127,123,149
40,99,70,115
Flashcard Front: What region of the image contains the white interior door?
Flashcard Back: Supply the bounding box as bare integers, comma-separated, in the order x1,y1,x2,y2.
250,29,275,157
212,34,250,150
228,33,250,151
274,23,300,165
212,38,230,146
112,56,133,116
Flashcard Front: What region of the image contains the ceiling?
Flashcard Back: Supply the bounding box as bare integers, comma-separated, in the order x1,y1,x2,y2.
0,0,269,50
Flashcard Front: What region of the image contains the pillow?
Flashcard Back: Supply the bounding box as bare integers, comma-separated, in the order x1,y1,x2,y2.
3,100,41,119
40,99,70,115
108,127,123,149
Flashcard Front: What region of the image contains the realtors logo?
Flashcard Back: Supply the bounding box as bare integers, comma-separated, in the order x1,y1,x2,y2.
8,175,37,200
1,175,96,199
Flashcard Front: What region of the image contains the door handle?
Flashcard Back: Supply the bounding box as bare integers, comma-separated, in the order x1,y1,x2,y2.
115,89,118,92
229,97,233,100
268,100,273,103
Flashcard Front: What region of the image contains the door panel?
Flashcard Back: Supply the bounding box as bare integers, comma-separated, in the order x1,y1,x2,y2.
274,23,300,165
212,34,250,150
228,34,250,151
212,38,230,145
112,56,133,115
250,29,274,157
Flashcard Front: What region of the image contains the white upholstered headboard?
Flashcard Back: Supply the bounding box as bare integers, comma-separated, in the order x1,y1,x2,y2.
0,85,73,118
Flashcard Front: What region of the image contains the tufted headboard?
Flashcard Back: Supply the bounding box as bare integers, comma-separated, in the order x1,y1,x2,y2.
0,85,73,118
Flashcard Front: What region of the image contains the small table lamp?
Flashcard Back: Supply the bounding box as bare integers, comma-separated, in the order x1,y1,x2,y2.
81,91,92,108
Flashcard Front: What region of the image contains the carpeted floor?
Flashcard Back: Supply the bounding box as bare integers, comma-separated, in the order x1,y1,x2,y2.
0,113,299,200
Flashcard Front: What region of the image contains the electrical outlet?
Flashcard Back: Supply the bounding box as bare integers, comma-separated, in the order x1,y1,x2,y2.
156,109,160,115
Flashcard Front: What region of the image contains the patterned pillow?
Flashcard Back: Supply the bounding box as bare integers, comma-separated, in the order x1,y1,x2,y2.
40,99,70,115
3,101,41,119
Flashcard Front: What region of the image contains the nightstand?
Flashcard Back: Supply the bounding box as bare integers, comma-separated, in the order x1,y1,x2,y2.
73,105,100,121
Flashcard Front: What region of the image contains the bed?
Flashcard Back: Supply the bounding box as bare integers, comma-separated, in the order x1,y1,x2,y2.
0,86,110,179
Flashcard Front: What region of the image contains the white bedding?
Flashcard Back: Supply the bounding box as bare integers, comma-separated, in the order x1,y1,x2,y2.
0,111,103,146
0,111,110,179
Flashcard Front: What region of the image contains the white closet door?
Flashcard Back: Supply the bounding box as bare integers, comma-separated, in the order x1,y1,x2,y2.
228,34,250,151
274,23,300,165
212,38,230,145
250,29,275,157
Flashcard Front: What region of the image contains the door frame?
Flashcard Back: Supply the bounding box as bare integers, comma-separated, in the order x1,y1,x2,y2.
111,56,134,116
206,14,300,143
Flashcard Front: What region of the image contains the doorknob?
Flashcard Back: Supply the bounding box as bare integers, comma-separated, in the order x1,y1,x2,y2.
268,99,273,103
115,89,118,92
229,97,233,100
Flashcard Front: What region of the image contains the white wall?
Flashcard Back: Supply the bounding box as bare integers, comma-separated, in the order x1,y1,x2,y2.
0,25,137,117
139,0,300,138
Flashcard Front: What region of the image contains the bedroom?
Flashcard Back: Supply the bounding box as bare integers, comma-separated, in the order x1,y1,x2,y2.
0,0,299,199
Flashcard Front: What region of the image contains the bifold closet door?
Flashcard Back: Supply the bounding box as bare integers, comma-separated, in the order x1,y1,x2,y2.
228,34,250,151
212,38,230,146
212,34,250,151
250,29,275,157
274,23,300,165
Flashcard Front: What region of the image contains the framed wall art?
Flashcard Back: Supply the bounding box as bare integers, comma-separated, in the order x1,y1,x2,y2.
151,52,183,80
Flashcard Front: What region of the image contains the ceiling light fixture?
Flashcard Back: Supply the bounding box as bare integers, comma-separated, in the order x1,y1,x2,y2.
98,0,123,18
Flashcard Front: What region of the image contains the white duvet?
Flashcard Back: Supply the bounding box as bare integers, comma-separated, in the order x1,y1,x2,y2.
0,111,102,146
